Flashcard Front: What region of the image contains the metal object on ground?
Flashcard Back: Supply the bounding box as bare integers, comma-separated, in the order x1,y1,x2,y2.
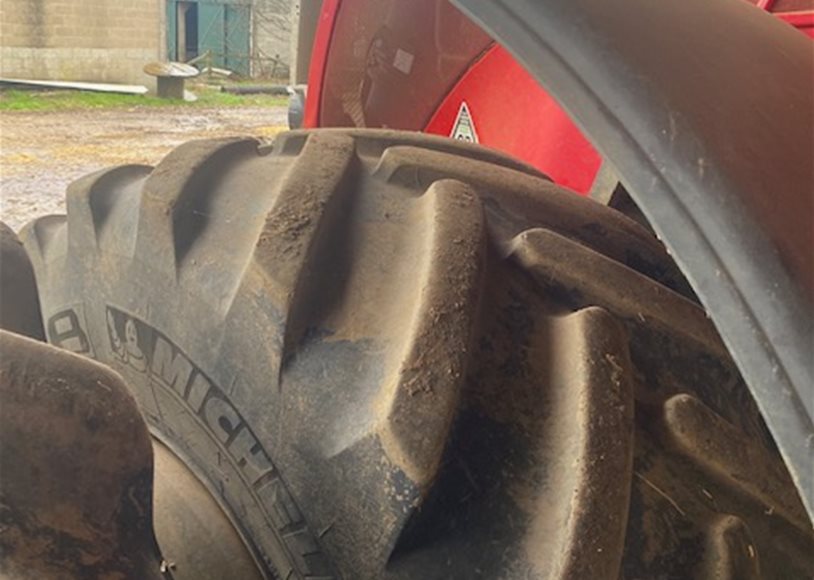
221,84,288,95
287,85,306,128
0,78,148,94
0,330,168,579
143,62,199,100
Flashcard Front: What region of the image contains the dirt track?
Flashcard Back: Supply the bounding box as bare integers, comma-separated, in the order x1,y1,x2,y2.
0,105,288,232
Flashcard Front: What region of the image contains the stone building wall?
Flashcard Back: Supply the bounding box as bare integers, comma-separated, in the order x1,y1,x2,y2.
253,0,293,78
0,0,164,88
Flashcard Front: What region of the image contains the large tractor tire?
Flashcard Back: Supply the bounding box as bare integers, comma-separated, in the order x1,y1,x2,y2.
22,130,813,579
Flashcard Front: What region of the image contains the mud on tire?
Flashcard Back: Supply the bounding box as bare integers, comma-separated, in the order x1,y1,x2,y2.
23,130,813,579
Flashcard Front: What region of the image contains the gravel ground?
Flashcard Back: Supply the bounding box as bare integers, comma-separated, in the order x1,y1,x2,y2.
0,105,288,232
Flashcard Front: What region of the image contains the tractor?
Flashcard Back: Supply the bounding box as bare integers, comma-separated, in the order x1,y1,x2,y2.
1,0,812,578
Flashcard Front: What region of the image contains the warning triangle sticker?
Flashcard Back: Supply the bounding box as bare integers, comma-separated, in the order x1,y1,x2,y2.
451,101,479,143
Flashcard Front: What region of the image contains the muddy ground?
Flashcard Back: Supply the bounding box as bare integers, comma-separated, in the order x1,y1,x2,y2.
0,105,288,232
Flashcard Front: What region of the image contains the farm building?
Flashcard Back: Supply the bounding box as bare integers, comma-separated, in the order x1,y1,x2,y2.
167,0,292,77
0,0,298,89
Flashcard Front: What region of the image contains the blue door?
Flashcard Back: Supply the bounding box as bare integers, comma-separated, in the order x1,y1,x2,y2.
224,4,251,75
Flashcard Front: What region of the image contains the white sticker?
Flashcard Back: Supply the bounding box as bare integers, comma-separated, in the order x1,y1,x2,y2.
451,101,479,143
393,49,414,75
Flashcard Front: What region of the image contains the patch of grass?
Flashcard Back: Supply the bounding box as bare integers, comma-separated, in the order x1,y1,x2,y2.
0,90,160,111
0,85,287,112
194,88,288,108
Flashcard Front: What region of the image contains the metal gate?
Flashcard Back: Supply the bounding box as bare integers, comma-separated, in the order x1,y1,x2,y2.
224,4,252,74
167,0,252,76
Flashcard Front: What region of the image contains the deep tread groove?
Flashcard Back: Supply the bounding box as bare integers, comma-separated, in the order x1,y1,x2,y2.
136,137,260,274
372,144,692,296
19,214,66,276
65,164,152,251
661,394,810,532
510,227,728,358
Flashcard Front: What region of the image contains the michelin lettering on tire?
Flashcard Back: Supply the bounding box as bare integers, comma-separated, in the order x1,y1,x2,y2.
104,305,332,579
47,305,94,357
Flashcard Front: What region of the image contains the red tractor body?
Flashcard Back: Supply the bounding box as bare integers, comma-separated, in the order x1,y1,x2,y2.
305,0,813,194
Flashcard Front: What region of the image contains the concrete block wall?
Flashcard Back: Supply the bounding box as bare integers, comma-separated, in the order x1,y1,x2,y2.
0,0,164,89
253,0,293,79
